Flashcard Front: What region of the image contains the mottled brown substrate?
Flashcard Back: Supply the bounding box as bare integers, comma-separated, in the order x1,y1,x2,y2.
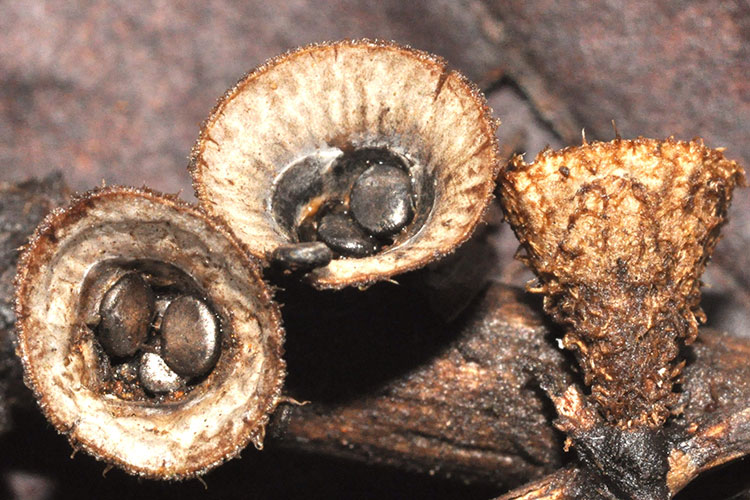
0,174,69,435
274,282,570,487
499,138,745,428
190,39,500,288
14,187,286,479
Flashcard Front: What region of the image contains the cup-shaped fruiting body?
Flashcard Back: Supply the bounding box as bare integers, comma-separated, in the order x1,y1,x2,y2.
190,39,500,289
499,138,745,428
14,187,285,478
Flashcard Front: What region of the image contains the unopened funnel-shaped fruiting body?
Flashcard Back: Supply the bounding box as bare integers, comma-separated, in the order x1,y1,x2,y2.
190,40,500,288
14,187,285,478
499,138,745,428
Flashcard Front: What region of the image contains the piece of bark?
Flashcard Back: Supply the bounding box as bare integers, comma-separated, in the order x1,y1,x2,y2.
666,332,750,496
0,174,69,435
495,466,619,500
271,274,750,495
271,281,571,488
495,330,750,499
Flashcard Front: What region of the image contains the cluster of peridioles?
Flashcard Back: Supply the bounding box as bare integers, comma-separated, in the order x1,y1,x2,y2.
14,40,500,479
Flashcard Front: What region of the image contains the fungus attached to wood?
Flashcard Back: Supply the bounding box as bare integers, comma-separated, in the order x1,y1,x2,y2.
14,187,285,479
498,137,745,498
500,138,745,429
190,39,500,288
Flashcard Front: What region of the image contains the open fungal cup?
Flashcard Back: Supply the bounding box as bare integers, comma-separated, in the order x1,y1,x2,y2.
499,138,745,428
14,187,285,478
190,40,500,288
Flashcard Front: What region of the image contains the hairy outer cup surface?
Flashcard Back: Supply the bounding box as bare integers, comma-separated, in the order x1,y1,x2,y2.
499,138,745,428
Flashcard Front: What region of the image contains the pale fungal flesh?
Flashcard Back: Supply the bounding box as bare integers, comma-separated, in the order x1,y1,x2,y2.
190,39,500,288
14,187,286,479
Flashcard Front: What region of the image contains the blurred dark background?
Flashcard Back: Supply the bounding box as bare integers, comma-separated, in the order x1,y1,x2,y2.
1,1,748,498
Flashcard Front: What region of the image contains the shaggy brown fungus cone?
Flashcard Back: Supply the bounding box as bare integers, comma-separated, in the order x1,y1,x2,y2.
14,187,285,479
190,39,500,288
499,138,745,429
